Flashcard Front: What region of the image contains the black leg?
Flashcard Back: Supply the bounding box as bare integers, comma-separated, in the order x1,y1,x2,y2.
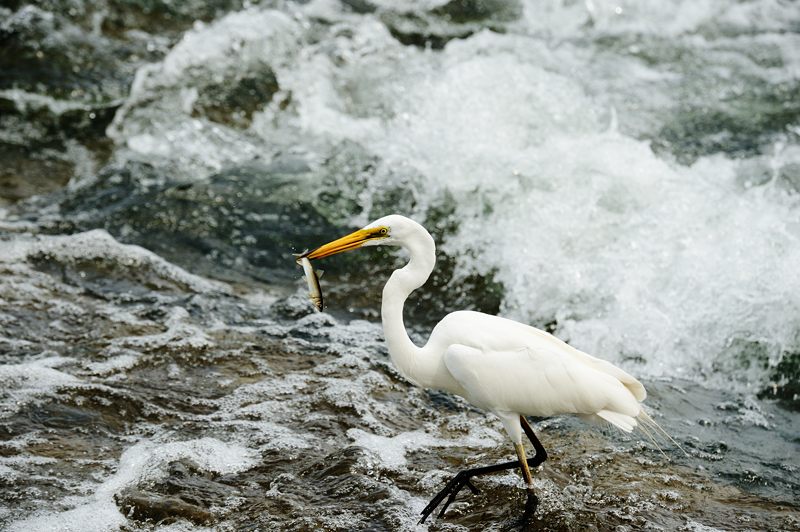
520,415,547,467
419,417,548,524
419,457,546,523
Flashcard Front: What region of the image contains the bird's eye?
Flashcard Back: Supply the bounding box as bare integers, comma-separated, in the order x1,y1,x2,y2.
379,228,388,236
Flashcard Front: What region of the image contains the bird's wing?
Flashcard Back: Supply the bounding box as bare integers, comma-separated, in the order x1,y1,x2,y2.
442,343,642,422
562,348,647,402
431,311,646,402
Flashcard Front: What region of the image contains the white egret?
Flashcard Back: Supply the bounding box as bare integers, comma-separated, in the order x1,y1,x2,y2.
301,214,666,524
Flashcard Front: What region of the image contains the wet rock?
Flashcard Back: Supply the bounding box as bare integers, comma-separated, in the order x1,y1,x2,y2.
341,0,377,15
431,0,522,24
312,141,383,222
760,350,800,411
0,143,74,203
0,3,133,204
115,490,214,524
0,0,253,206
192,65,280,128
777,162,800,194
50,159,344,283
652,80,800,163
114,458,252,524
103,0,248,36
0,5,142,101
271,293,318,321
379,0,522,49
26,229,227,296
0,94,118,203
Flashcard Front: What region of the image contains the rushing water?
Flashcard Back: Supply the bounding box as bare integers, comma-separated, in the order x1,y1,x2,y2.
2,0,800,530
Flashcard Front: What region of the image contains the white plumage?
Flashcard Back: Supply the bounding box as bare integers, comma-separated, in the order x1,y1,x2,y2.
303,214,656,522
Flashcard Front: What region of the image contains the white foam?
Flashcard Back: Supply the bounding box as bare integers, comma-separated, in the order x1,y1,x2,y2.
154,523,216,532
0,231,228,297
274,14,800,389
447,135,800,386
0,236,35,263
0,334,33,347
681,520,727,532
0,88,94,116
108,8,301,176
348,424,502,471
521,0,800,38
111,306,214,350
0,464,19,481
161,9,299,83
224,420,313,451
0,357,82,418
7,437,258,532
85,350,141,375
36,0,795,393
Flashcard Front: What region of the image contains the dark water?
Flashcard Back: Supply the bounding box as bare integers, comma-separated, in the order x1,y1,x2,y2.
2,1,800,530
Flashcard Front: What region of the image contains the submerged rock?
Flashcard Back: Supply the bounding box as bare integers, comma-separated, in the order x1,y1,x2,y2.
380,0,522,49
116,491,214,525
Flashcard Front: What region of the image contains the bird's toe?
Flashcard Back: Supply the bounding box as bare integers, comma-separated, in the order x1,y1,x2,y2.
520,490,539,523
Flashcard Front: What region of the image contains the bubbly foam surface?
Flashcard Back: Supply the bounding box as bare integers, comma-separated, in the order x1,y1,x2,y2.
2,0,799,529
266,6,800,389
8,438,257,532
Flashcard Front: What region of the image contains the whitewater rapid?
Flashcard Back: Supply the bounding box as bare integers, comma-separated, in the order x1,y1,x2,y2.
2,0,799,530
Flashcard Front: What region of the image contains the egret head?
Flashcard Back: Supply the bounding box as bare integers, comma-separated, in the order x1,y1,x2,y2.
303,214,426,260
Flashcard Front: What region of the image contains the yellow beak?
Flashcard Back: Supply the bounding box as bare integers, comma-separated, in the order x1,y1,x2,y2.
302,228,385,260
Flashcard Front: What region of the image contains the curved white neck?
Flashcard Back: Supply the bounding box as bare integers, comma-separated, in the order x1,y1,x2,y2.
380,228,436,383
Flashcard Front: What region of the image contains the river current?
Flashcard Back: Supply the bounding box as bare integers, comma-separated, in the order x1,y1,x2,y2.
1,1,799,530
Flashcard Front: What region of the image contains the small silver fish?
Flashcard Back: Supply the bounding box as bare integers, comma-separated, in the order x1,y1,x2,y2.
296,256,323,312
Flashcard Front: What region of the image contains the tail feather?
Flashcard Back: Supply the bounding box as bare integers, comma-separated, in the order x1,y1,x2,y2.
638,410,689,457
596,410,636,432
636,419,669,459
597,409,688,459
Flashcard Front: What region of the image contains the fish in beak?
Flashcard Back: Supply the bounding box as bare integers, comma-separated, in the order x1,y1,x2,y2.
295,256,323,312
